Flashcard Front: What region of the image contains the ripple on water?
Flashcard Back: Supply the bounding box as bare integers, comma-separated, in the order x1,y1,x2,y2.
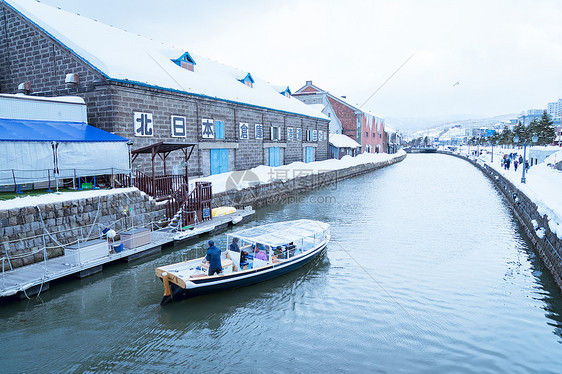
2,154,562,373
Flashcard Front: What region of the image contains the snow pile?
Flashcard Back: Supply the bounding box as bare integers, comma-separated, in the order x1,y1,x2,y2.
536,227,546,239
191,150,405,194
0,187,139,210
456,145,562,236
544,149,562,167
0,151,405,210
548,219,562,239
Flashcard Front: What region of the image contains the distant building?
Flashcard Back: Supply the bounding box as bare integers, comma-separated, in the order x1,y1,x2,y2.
328,133,361,159
548,99,562,118
293,81,387,153
385,126,401,154
518,110,544,126
554,125,562,146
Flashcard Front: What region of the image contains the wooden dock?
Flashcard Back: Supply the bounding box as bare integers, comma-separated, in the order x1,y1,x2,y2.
0,206,254,300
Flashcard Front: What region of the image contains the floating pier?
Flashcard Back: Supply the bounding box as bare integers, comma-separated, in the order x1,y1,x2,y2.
0,207,254,300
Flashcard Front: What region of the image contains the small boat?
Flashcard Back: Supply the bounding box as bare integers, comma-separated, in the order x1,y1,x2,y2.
155,219,330,305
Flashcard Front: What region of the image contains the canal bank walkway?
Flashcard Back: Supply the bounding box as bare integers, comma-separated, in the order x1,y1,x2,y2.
455,145,562,239
444,145,562,292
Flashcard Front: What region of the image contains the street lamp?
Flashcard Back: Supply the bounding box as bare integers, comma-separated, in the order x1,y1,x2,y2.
491,139,499,163
520,135,538,184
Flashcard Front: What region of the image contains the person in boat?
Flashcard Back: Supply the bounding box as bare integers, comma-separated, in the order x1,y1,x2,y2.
203,240,222,276
229,237,247,263
255,244,267,261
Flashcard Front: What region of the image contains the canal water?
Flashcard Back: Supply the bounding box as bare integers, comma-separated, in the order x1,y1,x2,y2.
1,154,561,373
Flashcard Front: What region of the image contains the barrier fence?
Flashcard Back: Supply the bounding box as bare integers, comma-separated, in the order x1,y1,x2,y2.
0,167,132,192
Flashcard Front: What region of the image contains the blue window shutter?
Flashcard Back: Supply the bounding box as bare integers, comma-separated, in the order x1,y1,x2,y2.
220,149,229,173
210,149,219,175
214,121,225,139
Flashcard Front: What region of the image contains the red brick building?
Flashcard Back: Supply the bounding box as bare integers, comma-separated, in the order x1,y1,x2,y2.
293,81,386,153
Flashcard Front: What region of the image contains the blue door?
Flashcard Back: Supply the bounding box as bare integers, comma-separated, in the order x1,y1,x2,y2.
305,147,315,163
269,147,280,167
210,149,228,175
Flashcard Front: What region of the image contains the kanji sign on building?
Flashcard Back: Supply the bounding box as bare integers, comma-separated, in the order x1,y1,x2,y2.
287,127,294,141
134,112,153,137
312,130,318,142
202,119,214,139
255,124,263,139
296,128,302,141
239,122,249,139
318,130,323,141
171,115,186,137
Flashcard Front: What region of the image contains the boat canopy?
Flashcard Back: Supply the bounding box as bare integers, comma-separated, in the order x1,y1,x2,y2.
230,219,329,247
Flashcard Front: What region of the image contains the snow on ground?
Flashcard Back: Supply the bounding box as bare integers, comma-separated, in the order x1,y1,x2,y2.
0,187,139,210
453,145,562,238
190,150,406,194
0,151,405,210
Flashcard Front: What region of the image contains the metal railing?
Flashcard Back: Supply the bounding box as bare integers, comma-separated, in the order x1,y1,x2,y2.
0,167,131,192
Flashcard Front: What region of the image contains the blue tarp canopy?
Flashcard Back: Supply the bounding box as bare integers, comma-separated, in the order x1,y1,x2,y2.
0,118,129,142
0,118,130,185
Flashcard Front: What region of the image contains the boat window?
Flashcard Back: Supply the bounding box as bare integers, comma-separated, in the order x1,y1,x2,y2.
303,236,315,251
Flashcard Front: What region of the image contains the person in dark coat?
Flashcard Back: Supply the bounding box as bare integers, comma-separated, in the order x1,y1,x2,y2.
229,237,247,263
204,240,222,276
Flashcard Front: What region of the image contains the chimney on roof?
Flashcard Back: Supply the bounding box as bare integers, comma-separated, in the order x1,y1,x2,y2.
18,81,32,95
341,96,346,99
306,80,312,85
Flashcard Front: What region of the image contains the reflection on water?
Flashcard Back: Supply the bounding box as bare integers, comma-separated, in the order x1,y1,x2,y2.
1,154,561,373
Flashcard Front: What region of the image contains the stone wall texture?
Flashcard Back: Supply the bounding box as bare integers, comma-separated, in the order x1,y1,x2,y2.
443,152,562,293
213,153,407,209
0,190,166,269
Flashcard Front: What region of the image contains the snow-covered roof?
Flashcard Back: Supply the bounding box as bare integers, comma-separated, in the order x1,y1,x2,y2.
272,85,292,95
0,93,85,104
295,82,385,121
309,104,326,112
329,133,361,148
6,0,327,121
385,126,397,134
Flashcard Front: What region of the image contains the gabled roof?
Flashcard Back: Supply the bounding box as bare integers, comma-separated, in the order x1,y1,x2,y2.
272,85,292,96
293,81,325,95
294,81,385,121
5,0,328,121
0,119,129,142
172,51,196,65
238,73,255,84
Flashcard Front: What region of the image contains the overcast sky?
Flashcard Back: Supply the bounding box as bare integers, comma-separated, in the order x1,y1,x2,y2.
38,0,562,128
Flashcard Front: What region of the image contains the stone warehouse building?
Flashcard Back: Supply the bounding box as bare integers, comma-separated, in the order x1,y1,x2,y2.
293,81,387,154
0,0,329,177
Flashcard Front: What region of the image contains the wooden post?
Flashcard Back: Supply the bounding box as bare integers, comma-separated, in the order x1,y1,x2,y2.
151,147,156,198
161,272,171,297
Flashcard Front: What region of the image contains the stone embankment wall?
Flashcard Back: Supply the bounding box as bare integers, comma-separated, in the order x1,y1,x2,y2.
442,151,562,292
0,190,166,269
213,154,407,208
